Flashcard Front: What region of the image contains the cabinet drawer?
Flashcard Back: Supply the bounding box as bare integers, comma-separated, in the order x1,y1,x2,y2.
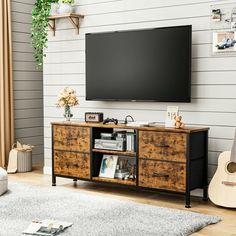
53,125,90,152
139,131,187,162
54,150,90,179
139,159,186,192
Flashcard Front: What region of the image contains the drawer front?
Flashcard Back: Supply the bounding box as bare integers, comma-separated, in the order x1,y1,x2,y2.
53,125,90,152
139,131,187,162
139,159,186,192
54,150,90,179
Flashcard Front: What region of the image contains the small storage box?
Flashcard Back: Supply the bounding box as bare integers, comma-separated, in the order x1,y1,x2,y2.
17,150,32,173
12,143,32,173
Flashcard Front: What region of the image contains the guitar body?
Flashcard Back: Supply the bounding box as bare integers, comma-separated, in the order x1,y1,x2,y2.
209,151,236,208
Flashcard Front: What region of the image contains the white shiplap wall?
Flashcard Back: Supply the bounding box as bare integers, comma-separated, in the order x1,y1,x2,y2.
12,0,44,165
44,0,236,178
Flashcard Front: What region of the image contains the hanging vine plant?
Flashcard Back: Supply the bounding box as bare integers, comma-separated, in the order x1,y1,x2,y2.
31,0,58,69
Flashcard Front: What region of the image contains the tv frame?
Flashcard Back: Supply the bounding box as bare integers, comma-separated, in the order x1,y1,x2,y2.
86,25,192,103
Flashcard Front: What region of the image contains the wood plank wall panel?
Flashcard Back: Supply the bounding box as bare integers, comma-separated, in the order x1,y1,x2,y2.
44,0,236,178
11,0,44,165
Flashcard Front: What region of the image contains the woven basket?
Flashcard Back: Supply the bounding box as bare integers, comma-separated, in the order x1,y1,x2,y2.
17,150,32,172
12,144,32,173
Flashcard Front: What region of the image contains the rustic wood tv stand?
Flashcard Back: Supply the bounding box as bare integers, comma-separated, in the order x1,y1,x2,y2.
51,122,209,208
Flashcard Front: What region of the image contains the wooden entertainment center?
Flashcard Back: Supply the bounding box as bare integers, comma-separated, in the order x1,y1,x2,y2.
51,122,209,207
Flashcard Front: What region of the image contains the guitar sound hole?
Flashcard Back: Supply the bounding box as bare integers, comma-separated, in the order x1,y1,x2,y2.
226,162,236,173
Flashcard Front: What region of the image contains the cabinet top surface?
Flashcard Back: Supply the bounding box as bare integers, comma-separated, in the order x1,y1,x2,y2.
51,121,209,133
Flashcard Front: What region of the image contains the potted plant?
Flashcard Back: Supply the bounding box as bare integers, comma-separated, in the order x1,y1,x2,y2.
31,0,52,69
56,87,79,121
50,0,59,15
58,0,75,14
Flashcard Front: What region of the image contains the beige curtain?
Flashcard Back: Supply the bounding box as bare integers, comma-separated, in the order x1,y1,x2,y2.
0,0,14,167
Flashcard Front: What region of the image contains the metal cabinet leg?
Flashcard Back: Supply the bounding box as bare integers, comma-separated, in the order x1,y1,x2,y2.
73,178,78,186
185,191,191,208
52,175,56,186
203,186,208,201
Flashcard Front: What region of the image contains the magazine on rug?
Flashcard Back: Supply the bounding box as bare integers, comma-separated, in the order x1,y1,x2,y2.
22,219,72,236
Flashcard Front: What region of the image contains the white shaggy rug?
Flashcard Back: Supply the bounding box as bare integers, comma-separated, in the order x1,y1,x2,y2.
0,182,220,236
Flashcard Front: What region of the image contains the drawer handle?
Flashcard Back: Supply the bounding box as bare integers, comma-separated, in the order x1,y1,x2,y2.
152,172,169,178
67,137,78,140
154,144,170,148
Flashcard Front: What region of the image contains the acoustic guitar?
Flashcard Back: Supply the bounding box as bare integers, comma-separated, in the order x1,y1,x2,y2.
209,148,236,207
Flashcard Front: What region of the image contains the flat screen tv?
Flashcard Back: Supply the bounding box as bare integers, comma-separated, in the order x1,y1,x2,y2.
86,25,192,102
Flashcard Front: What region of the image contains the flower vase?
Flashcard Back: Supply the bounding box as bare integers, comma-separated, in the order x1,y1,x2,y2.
64,105,73,121
58,3,74,14
50,3,59,15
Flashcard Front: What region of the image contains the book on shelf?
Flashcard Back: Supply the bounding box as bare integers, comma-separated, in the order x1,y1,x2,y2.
99,155,118,178
126,132,136,152
22,219,72,236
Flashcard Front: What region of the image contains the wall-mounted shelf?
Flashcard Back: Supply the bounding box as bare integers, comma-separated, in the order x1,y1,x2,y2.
48,13,84,36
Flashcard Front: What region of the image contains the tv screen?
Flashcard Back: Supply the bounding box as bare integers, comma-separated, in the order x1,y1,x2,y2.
86,25,192,102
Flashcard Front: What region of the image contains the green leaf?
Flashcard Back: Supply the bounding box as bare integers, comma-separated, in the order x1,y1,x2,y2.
31,0,52,69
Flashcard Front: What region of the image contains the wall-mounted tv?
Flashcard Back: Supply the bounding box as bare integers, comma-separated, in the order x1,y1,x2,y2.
86,25,192,102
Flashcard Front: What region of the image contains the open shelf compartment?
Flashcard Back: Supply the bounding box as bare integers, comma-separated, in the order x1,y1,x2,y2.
92,147,137,186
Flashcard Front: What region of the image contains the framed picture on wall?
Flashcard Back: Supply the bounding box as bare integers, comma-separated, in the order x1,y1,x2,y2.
210,3,236,30
212,31,236,54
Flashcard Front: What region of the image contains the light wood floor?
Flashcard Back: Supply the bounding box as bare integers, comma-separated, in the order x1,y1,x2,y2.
9,167,236,236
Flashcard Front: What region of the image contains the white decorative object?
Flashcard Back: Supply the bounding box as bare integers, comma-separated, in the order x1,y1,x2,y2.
0,167,8,196
165,106,179,128
99,155,118,178
50,3,59,15
58,3,74,14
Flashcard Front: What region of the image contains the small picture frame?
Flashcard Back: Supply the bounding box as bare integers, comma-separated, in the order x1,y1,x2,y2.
165,106,179,128
212,31,236,54
99,155,118,178
210,3,236,30
211,9,221,22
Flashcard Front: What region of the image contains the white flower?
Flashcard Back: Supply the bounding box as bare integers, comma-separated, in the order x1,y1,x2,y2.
56,87,79,108
67,87,74,94
59,100,65,107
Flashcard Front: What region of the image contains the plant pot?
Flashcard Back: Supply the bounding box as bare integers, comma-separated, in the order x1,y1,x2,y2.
58,3,74,14
50,3,59,15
